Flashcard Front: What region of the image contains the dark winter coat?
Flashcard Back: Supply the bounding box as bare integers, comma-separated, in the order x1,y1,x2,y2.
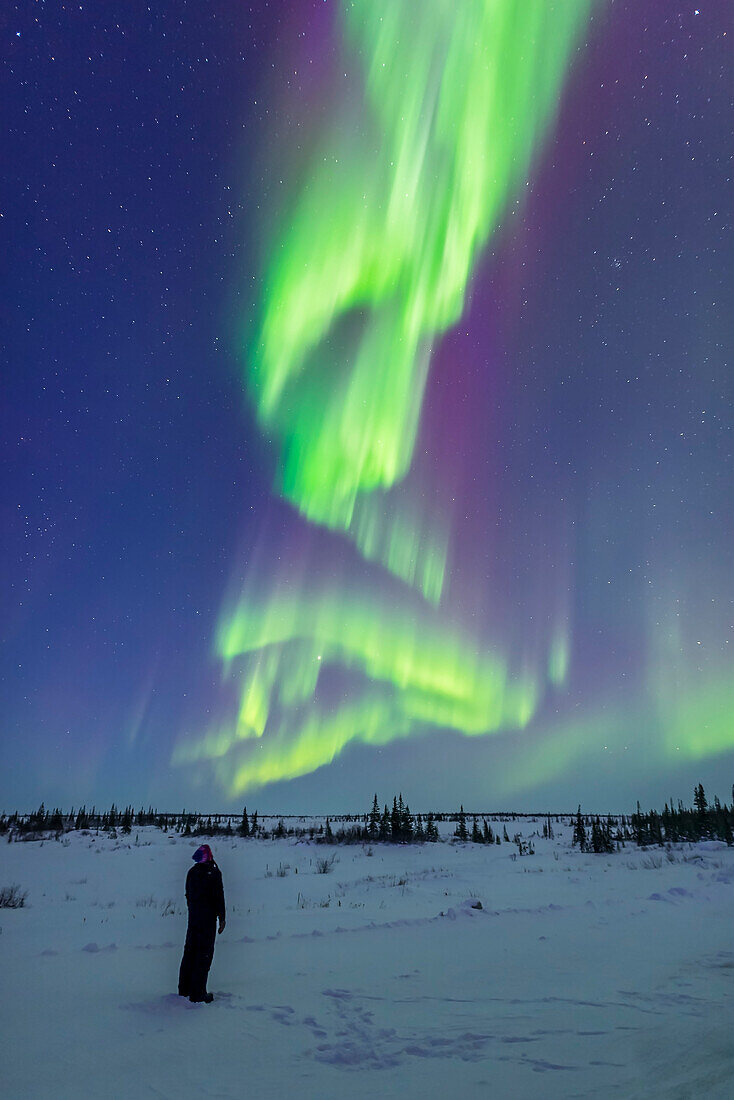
185,860,225,926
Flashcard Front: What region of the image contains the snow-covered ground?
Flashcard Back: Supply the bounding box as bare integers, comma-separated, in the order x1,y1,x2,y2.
3,821,734,1098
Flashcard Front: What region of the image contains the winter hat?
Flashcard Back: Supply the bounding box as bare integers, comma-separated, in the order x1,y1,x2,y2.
192,844,213,863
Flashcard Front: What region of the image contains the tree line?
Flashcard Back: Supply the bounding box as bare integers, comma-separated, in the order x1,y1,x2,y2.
1,794,562,853
572,784,734,852
4,785,731,851
0,796,528,845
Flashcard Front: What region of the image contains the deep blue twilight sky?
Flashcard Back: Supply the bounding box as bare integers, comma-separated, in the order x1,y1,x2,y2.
1,1,731,814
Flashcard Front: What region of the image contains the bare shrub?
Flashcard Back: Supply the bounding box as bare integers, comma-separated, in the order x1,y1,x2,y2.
0,884,28,908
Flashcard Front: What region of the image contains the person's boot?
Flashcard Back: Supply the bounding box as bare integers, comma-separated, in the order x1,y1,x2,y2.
189,992,214,1003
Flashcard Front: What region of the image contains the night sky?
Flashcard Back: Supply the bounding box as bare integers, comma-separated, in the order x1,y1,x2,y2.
2,1,731,814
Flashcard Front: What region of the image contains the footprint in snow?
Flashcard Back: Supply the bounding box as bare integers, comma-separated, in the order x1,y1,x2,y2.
312,989,497,1069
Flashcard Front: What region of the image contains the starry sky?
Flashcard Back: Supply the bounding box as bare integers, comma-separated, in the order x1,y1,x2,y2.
2,1,731,814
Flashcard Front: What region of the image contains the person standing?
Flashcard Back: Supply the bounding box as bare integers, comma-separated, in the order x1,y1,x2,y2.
178,843,226,1003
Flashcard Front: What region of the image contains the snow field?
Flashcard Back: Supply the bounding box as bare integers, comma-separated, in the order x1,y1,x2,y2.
2,823,734,1098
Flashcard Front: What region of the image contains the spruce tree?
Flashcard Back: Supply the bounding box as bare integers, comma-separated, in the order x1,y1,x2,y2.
572,806,587,851
649,809,663,846
693,783,709,838
590,818,613,854
239,807,250,837
661,802,673,842
368,795,380,840
633,801,648,846
604,816,615,851
389,800,402,840
713,796,728,844
455,806,468,842
379,804,391,842
402,804,414,843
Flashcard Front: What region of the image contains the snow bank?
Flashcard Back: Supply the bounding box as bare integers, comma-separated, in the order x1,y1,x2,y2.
2,825,734,1097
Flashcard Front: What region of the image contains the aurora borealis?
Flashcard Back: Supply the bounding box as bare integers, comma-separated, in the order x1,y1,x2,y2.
252,1,592,533
171,1,593,795
2,1,731,813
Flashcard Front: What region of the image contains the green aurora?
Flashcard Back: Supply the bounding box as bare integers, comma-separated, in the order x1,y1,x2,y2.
174,1,597,795
252,0,594,557
173,577,542,790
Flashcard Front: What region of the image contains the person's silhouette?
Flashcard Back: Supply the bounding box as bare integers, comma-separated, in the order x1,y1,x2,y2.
178,844,226,1003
